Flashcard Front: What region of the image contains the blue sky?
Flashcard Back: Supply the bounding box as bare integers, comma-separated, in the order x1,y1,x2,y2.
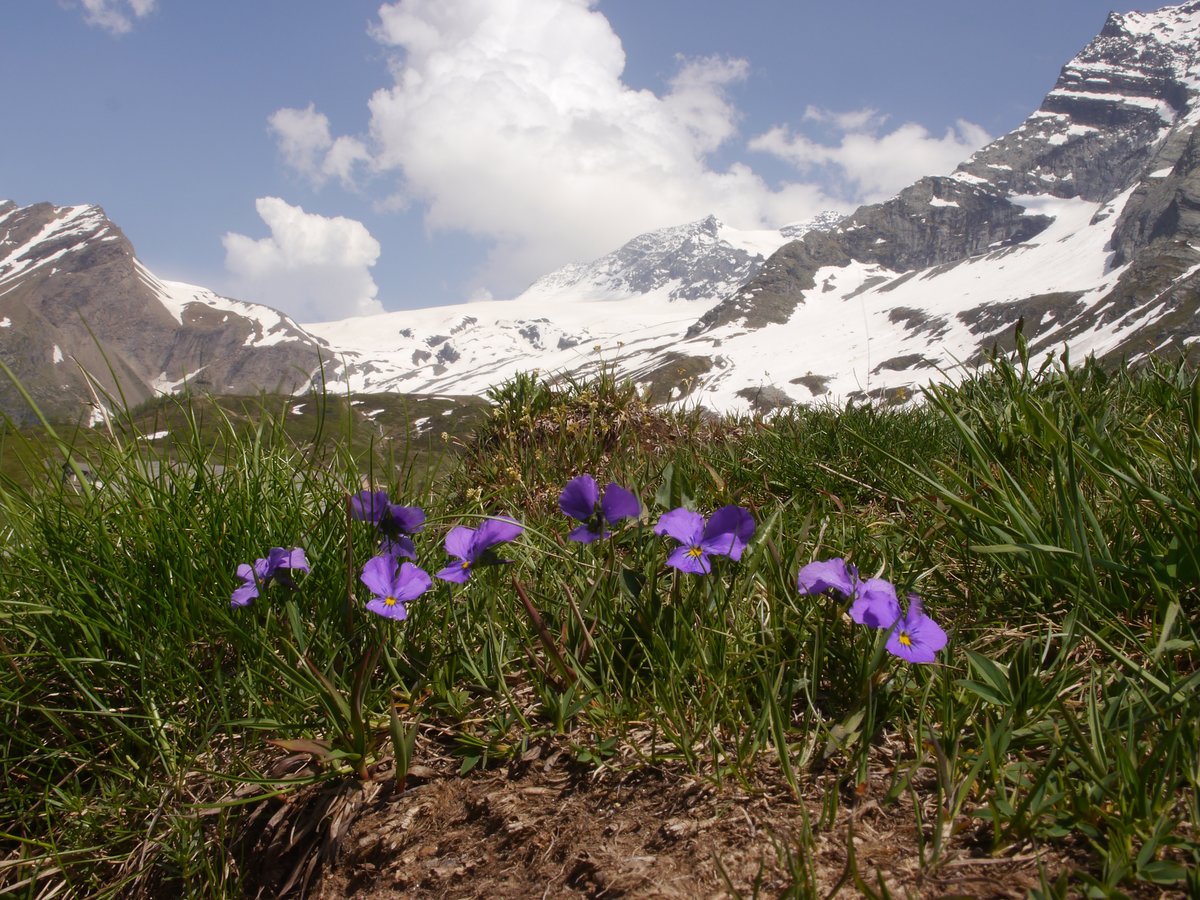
3,0,1138,321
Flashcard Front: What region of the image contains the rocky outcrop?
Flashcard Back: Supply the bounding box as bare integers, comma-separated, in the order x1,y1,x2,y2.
959,4,1200,201
693,177,1052,333
1110,117,1200,264
686,231,851,334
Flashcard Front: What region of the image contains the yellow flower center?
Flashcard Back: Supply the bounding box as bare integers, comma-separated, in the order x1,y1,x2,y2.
461,560,471,570
687,546,703,559
384,596,397,607
898,631,912,647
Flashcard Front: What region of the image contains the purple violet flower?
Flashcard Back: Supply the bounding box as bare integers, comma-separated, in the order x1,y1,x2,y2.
378,534,418,561
654,505,755,574
559,474,641,543
360,555,432,621
230,547,310,608
350,489,425,559
796,557,901,628
851,578,903,629
797,557,860,596
884,594,948,663
436,517,524,583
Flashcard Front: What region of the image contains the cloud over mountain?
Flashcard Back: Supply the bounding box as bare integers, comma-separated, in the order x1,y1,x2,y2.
271,0,831,295
268,0,990,298
222,197,384,322
750,110,991,204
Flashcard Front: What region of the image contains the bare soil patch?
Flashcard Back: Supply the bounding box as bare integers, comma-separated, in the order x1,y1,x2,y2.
239,739,1101,898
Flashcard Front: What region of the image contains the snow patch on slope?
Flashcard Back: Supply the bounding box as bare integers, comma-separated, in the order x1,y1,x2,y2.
137,261,314,348
686,191,1134,412
305,287,714,397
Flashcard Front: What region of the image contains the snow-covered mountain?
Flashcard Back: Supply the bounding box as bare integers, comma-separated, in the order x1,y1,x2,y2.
0,200,324,422
309,0,1200,412
5,0,1200,422
681,0,1200,407
304,213,841,400
520,212,843,304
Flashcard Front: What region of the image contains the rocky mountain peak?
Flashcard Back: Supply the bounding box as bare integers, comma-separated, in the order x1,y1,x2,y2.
517,213,842,306
0,200,327,423
1102,1,1200,45
690,0,1200,340
956,0,1200,203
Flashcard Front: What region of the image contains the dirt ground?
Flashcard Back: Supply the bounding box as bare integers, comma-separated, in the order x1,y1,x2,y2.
237,737,1107,899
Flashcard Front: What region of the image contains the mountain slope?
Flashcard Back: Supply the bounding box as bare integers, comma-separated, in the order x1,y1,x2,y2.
676,0,1200,407
0,200,327,422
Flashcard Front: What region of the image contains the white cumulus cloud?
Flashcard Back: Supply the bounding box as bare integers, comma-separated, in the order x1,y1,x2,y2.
75,0,156,35
750,108,991,205
223,197,385,322
267,1,994,301
268,105,369,189
273,0,837,297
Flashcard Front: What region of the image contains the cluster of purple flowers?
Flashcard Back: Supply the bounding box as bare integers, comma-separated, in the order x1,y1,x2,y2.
346,489,436,620
548,475,762,583
561,473,755,575
351,490,526,617
230,479,947,665
797,558,948,663
349,490,426,561
231,490,527,620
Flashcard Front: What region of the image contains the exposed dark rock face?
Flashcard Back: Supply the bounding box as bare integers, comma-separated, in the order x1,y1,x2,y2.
691,178,1052,334
872,354,938,374
832,178,1053,273
957,293,1087,338
887,307,951,341
631,352,715,405
687,231,851,335
789,374,831,397
736,384,794,414
1111,118,1200,265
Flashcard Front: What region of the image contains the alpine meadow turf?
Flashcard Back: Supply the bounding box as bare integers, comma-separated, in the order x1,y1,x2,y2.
1,349,1197,896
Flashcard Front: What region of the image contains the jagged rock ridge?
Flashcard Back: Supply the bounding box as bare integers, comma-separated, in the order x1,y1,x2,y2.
519,212,842,304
